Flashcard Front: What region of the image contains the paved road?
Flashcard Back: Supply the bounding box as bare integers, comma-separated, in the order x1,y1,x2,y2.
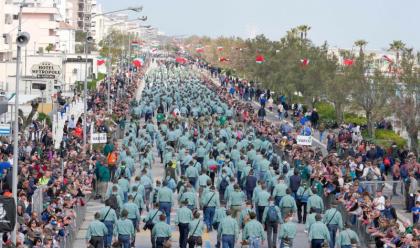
75,62,312,247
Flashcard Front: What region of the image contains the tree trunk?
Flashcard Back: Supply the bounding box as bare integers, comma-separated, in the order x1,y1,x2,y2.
366,111,375,138
409,132,419,156
334,102,344,124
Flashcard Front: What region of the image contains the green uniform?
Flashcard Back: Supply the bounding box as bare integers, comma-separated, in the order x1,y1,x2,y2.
118,178,130,193
157,187,173,204
188,219,205,237
85,220,108,240
201,191,220,208
217,216,239,240
242,219,266,240
228,190,245,208
278,195,297,217
99,206,118,222
262,205,283,224
122,202,141,220
114,218,135,238
307,194,324,213
308,221,330,241
144,209,163,224
152,221,172,238
179,191,196,207
129,192,145,210
278,220,297,240
305,213,317,231
323,208,344,230
273,182,288,197
213,207,227,224
336,228,359,247
255,190,270,207
175,206,193,224
185,165,199,178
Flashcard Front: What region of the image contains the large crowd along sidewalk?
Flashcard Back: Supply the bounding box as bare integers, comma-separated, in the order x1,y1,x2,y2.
195,65,414,228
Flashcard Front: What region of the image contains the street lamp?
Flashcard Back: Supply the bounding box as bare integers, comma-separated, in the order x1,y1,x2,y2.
82,6,143,150
12,0,30,244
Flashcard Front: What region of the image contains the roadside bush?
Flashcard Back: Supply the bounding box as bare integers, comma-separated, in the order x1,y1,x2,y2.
344,113,367,126
362,129,407,148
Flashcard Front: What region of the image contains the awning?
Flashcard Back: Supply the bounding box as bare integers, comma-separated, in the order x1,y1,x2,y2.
7,94,39,105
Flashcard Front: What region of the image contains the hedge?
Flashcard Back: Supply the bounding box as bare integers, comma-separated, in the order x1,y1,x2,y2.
362,129,407,148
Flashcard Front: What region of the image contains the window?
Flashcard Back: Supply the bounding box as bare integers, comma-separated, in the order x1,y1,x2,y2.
32,83,47,90
12,15,19,20
2,34,10,45
5,14,12,25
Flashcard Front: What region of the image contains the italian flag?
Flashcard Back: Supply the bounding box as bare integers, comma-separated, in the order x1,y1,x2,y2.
132,58,144,68
256,55,265,64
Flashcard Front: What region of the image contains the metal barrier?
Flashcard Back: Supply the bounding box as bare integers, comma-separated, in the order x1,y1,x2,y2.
31,186,46,216
59,199,87,248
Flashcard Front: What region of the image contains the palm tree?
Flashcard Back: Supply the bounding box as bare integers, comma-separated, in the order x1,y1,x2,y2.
354,39,368,56
388,40,405,66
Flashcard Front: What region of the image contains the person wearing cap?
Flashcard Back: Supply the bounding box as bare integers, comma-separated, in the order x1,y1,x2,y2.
85,212,108,248
309,214,330,248
322,202,343,248
99,200,118,248
152,214,172,247
175,200,193,248
242,211,266,247
296,182,312,223
278,212,296,248
217,209,239,248
113,209,135,248
307,188,324,214
262,197,282,248
273,176,288,207
202,185,219,231
336,222,359,248
278,189,297,221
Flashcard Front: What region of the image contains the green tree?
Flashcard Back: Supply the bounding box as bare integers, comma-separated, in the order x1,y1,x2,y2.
350,55,394,138
354,39,368,56
45,43,54,53
388,40,405,67
393,48,420,155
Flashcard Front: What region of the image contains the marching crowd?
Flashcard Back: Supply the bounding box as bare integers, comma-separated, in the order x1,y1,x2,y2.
83,57,418,248
0,56,144,247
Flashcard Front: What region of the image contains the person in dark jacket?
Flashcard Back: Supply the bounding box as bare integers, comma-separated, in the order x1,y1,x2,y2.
289,169,301,199
310,108,319,128
245,170,257,201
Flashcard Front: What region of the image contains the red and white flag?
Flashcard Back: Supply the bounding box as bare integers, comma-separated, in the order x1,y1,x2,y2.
196,47,204,53
383,55,393,63
219,57,229,62
256,55,265,64
132,58,143,68
176,57,187,64
97,59,105,66
217,46,224,51
300,58,310,66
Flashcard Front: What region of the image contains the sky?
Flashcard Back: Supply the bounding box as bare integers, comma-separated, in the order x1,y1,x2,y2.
99,0,420,51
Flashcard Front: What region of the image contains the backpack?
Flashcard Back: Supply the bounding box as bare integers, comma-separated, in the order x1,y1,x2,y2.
107,152,118,166
219,176,229,194
267,206,279,223
108,194,119,212
152,190,159,204
119,167,126,178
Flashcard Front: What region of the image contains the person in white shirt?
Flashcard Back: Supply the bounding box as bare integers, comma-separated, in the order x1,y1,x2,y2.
373,190,386,211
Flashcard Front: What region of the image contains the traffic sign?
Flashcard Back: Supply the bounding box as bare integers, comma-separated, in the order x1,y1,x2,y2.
31,61,61,79
91,133,107,144
0,124,11,136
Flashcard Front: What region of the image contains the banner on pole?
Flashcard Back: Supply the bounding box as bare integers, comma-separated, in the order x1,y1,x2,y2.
296,135,312,146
